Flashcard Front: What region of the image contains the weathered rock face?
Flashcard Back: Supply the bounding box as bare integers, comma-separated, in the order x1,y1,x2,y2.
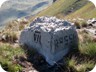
19,16,78,65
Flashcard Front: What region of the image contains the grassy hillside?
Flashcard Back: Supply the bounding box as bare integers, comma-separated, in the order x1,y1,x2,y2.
29,0,96,21
65,2,96,19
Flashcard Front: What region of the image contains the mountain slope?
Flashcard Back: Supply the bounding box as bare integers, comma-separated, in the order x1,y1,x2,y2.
33,0,78,16
65,2,96,19
0,0,52,26
29,0,96,21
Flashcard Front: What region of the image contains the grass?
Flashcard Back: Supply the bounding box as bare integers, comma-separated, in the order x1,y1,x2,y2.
66,47,96,72
67,56,95,72
79,41,96,57
68,57,77,68
78,30,96,57
75,61,95,72
2,31,17,43
29,0,87,21
65,2,96,19
0,43,25,72
64,55,95,72
29,0,96,22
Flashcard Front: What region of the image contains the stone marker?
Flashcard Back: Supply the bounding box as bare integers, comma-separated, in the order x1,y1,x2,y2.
19,16,78,65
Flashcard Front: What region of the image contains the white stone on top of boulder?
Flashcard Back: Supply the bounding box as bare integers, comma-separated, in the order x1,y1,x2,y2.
30,16,71,27
19,16,78,65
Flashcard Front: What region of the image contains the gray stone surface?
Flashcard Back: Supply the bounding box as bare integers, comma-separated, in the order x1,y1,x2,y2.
19,16,78,65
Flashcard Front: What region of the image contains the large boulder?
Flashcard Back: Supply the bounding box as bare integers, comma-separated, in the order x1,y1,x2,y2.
19,16,78,65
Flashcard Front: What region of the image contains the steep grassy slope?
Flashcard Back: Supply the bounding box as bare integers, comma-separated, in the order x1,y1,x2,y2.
65,2,96,19
29,0,96,21
37,0,77,16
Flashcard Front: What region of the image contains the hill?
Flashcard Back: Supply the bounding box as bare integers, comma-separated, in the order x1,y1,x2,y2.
65,2,96,19
29,0,96,21
0,0,52,27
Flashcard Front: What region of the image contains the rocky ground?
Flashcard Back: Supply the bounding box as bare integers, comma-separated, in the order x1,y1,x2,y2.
76,18,96,41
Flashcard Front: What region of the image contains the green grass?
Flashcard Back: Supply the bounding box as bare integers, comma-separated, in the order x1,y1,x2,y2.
63,40,96,72
65,2,96,19
29,0,96,22
75,61,95,72
29,0,87,21
0,43,25,72
37,0,77,16
65,56,95,72
78,31,96,57
79,41,96,57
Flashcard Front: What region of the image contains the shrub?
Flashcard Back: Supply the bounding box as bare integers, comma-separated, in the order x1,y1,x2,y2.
1,32,18,43
81,21,88,28
74,21,81,29
19,24,25,30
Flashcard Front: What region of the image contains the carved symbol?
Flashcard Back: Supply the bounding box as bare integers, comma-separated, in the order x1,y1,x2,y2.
54,39,58,49
69,34,73,43
53,33,76,53
59,37,63,43
34,31,41,44
64,36,68,45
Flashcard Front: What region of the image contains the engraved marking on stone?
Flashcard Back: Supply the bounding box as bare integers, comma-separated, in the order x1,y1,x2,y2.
54,34,75,53
34,31,41,44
